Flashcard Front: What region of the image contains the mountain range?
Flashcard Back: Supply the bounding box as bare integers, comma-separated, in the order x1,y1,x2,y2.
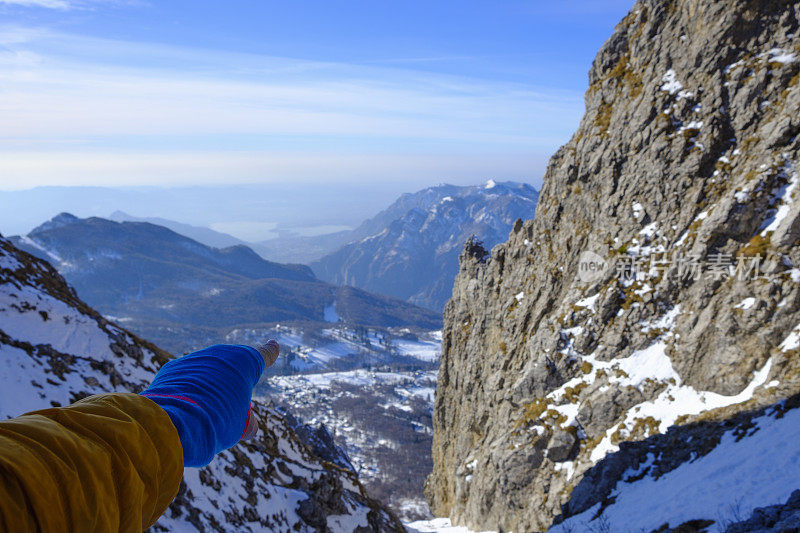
5,212,447,523
311,181,539,311
10,213,440,354
0,183,398,242
89,181,540,314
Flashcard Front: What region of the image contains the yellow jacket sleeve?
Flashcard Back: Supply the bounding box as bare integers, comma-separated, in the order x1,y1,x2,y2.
0,393,184,533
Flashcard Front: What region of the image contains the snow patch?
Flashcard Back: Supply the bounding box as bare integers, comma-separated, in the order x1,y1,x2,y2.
551,407,800,533
590,358,772,463
678,120,703,133
639,222,658,239
660,69,683,94
406,518,496,533
766,47,798,64
759,160,798,236
779,322,800,352
735,189,751,203
615,342,679,388
574,293,600,311
323,303,340,323
660,69,693,99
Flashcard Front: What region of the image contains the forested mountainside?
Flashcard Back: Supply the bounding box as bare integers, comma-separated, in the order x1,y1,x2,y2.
312,181,538,311
11,214,440,353
0,235,403,532
428,1,800,531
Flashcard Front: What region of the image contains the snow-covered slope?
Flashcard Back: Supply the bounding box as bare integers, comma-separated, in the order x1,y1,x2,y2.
227,324,441,374
0,236,166,409
550,397,800,532
0,236,403,532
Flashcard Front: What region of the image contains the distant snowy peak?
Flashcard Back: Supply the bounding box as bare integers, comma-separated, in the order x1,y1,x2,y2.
420,180,535,201
359,181,537,237
312,181,539,311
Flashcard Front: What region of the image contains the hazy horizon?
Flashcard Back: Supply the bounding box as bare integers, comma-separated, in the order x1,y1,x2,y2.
0,179,537,240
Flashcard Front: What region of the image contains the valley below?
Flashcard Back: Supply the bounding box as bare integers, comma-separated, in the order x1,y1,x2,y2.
231,324,442,520
260,367,438,521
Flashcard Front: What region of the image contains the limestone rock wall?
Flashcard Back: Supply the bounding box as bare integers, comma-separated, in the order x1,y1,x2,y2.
427,1,800,531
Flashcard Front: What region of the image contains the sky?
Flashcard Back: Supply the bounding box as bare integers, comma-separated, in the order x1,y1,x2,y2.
0,0,633,195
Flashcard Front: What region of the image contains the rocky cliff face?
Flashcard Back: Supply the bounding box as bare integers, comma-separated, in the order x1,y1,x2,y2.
428,1,800,531
0,235,403,532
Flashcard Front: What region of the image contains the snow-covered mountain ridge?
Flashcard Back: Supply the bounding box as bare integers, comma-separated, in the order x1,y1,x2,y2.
0,235,404,532
311,181,538,311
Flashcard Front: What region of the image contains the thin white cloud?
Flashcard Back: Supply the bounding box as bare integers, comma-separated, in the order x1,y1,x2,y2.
0,0,72,9
0,0,138,9
0,27,583,188
0,150,552,189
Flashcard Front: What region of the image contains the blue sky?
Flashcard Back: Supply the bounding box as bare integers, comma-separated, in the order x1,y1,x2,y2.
0,0,633,192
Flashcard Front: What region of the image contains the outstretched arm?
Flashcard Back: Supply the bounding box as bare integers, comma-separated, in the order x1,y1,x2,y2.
0,393,182,532
0,341,279,532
